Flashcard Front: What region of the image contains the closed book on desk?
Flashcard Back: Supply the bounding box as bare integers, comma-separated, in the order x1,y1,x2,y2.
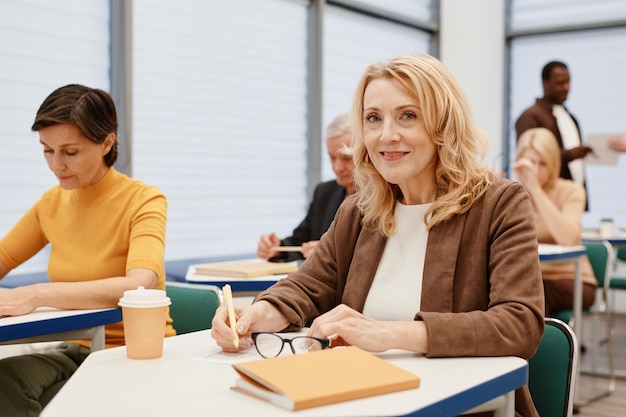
193,260,297,278
231,346,421,410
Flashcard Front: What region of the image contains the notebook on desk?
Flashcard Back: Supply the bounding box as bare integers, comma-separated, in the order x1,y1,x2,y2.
231,346,421,411
193,260,297,278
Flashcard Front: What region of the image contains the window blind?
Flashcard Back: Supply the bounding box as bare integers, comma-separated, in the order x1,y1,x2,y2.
321,4,433,180
132,0,309,260
0,0,110,273
344,0,434,22
510,0,626,32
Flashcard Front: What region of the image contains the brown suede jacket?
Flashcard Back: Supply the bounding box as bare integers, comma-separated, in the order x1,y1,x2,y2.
256,176,545,417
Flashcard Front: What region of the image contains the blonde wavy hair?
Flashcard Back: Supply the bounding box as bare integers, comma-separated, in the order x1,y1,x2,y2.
349,53,493,236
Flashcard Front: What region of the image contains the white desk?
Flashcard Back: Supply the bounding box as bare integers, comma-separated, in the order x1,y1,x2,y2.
41,329,528,417
582,230,626,247
0,307,122,351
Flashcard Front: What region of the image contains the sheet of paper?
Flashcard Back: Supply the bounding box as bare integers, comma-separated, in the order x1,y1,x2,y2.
195,345,264,364
585,133,622,165
196,331,306,364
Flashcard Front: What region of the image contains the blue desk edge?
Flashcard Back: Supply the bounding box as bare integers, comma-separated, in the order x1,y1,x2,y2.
402,359,527,417
0,308,122,342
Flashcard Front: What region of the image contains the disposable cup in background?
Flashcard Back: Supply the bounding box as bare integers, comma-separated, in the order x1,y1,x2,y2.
118,286,171,359
600,218,614,238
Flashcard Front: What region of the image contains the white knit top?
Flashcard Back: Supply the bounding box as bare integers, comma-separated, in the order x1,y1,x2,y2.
362,202,431,321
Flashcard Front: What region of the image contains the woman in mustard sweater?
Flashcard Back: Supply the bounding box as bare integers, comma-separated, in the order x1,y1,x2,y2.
0,84,173,416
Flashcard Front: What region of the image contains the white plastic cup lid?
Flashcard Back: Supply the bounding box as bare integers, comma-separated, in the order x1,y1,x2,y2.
118,286,171,308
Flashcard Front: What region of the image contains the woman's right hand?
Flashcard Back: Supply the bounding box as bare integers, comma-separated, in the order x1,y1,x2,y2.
210,304,253,352
256,233,281,259
512,157,540,190
210,300,290,352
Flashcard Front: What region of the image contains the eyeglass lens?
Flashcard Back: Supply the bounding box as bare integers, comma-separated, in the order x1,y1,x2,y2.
253,332,327,358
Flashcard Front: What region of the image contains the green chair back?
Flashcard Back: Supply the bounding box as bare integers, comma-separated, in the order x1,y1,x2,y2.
611,249,626,289
166,283,221,335
585,242,610,287
528,318,578,417
552,241,611,324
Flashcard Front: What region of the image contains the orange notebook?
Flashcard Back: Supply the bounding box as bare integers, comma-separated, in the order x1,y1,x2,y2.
193,260,297,278
231,346,421,410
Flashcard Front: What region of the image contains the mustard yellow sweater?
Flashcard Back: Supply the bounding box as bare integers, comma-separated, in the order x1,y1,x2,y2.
0,168,174,346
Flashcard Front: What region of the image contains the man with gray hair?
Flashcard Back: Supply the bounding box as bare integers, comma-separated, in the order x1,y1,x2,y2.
257,113,355,262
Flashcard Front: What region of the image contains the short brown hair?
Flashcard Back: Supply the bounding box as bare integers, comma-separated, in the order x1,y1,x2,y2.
32,84,119,166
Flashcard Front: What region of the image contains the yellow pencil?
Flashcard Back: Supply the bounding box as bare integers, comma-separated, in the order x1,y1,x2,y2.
222,284,239,348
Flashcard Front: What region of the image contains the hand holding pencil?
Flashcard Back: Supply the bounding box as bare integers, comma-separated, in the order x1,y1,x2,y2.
210,295,293,352
222,284,239,348
257,232,282,259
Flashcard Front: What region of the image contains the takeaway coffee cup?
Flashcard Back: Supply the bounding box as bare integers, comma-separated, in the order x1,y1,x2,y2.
118,286,171,359
600,218,614,238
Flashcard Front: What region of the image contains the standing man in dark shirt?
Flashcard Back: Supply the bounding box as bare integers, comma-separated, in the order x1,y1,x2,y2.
515,61,593,208
257,113,355,262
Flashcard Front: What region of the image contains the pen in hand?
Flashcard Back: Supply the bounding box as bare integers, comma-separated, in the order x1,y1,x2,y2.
222,284,239,348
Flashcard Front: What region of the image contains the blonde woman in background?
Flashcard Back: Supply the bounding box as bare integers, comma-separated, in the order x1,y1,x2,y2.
514,127,597,316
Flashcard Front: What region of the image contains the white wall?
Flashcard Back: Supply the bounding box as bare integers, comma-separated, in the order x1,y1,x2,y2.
439,0,506,171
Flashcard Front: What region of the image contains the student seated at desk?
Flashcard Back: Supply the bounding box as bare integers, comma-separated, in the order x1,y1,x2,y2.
0,84,174,416
257,113,356,262
513,127,596,316
213,53,545,417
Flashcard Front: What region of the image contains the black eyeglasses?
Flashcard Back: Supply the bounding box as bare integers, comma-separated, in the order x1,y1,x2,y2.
251,332,330,358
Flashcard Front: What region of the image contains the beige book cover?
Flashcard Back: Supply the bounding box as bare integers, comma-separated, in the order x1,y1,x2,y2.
193,260,297,278
231,346,421,410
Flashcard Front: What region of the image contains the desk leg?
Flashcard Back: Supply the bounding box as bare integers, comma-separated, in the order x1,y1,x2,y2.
91,326,105,351
573,257,582,405
493,390,515,417
573,257,582,345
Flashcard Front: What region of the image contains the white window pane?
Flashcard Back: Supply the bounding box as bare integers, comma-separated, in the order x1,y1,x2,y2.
352,0,435,22
510,0,626,32
0,0,110,273
322,5,432,180
133,0,309,260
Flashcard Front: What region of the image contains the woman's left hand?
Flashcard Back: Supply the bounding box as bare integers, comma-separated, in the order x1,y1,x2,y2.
306,304,427,353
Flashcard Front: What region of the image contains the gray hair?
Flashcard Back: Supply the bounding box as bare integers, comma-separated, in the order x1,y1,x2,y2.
326,113,352,139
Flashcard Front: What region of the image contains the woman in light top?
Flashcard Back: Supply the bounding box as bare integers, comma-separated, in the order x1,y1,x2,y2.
0,84,174,416
212,53,544,417
514,127,596,316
